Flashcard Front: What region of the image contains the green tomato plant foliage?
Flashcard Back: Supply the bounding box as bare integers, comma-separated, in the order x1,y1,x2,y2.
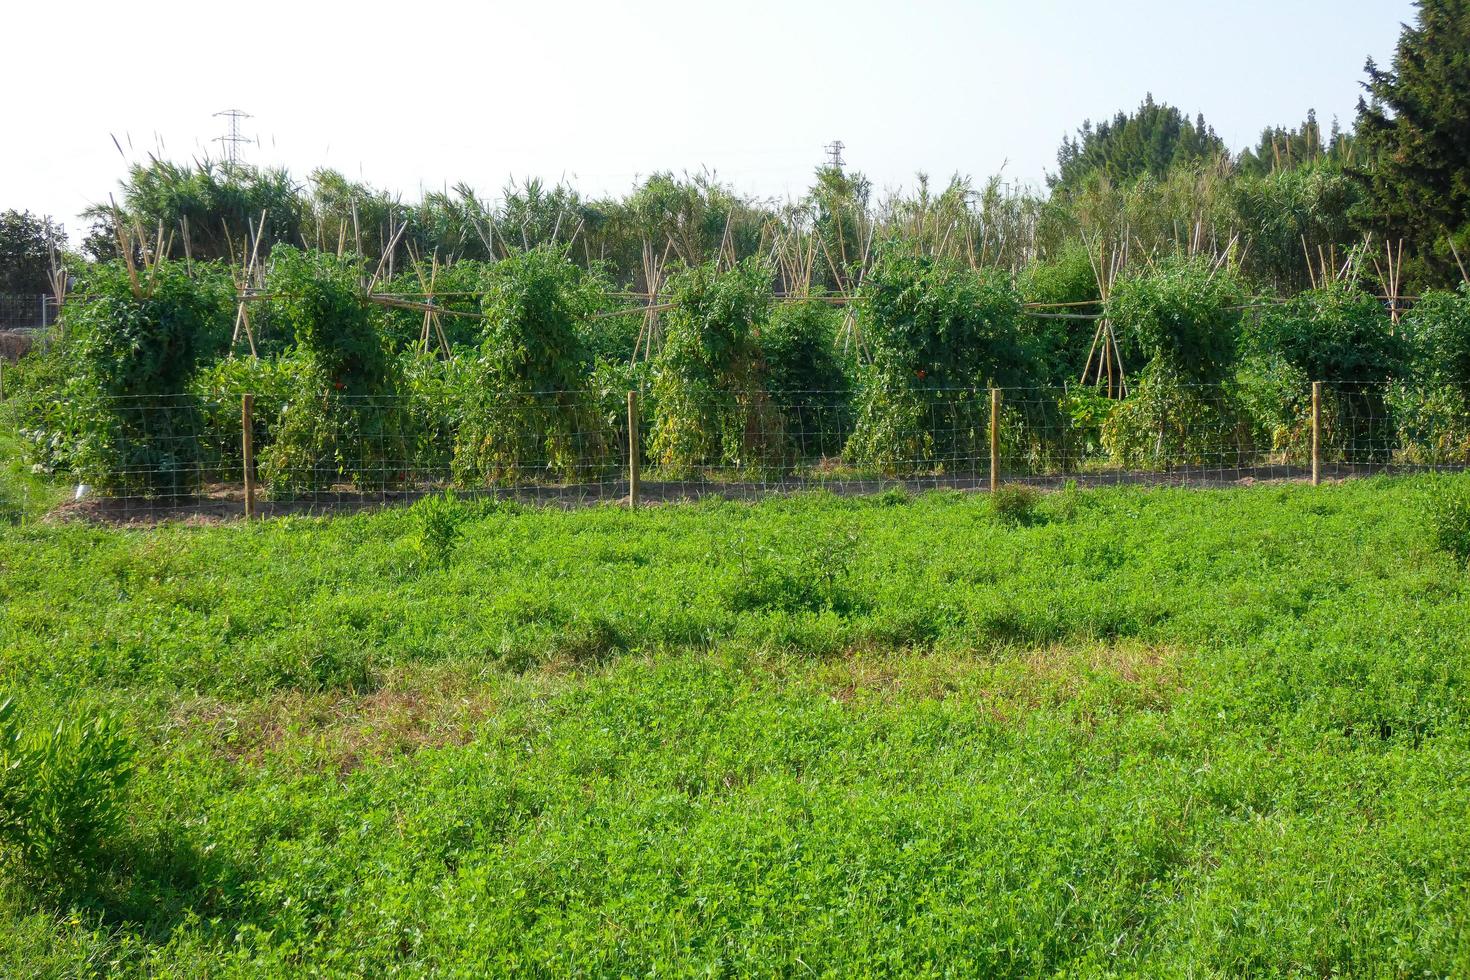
1102,257,1248,468
1404,284,1470,386
1101,372,1252,469
760,299,852,458
1247,282,1405,387
18,259,233,495
651,258,787,474
258,246,408,496
1391,285,1470,464
845,243,1033,474
375,260,492,353
1244,282,1407,464
1107,256,1244,385
1018,244,1102,386
454,246,612,485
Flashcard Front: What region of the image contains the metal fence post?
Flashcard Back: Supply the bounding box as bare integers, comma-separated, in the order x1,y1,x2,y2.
39,294,48,330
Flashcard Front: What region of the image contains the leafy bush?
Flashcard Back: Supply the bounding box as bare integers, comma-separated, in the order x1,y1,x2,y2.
651,258,786,473
1102,373,1250,468
1060,385,1114,459
1107,256,1243,384
1247,283,1405,386
1404,285,1470,384
409,490,466,569
1422,476,1470,566
1243,284,1406,463
1100,259,1248,467
1236,359,1314,462
856,244,1033,388
258,247,408,496
193,354,319,479
761,299,852,457
1018,245,1102,385
19,261,233,495
375,260,492,353
399,349,476,478
1393,287,1470,464
1388,383,1470,466
846,245,1032,473
0,698,134,886
454,247,611,485
991,483,1041,526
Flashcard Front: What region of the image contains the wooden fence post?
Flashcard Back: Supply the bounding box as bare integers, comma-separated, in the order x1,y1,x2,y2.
242,393,257,519
990,387,1001,493
1311,380,1321,487
627,390,640,510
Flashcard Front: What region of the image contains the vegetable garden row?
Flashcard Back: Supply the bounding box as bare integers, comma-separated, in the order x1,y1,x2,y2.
4,243,1470,507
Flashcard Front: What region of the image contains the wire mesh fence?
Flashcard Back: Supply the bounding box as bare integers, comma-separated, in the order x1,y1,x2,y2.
0,294,56,331
3,380,1469,521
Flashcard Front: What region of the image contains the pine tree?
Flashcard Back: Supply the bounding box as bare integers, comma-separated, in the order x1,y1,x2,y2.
1355,0,1470,285
1050,95,1227,192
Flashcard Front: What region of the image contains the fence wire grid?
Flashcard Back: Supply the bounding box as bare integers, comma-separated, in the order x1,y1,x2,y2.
3,381,1468,521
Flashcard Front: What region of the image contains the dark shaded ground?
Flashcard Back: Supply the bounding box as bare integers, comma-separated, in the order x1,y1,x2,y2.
46,461,1449,526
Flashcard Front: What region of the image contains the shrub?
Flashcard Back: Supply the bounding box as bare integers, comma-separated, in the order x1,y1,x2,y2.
1404,285,1470,385
1101,259,1248,467
1422,476,1470,566
1107,256,1243,384
375,260,492,353
1236,359,1314,462
21,261,232,495
761,299,852,457
651,258,786,473
454,247,611,485
1388,383,1470,466
258,247,408,496
991,483,1041,526
846,244,1033,474
1393,287,1470,464
1060,386,1114,459
1247,283,1405,386
0,698,134,886
409,490,465,569
1244,284,1406,463
1102,373,1251,469
193,353,319,480
1018,245,1102,385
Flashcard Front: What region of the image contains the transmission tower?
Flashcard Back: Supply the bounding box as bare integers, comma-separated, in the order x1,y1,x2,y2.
824,140,846,170
214,109,253,170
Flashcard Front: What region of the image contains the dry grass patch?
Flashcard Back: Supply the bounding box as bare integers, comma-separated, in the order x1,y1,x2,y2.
820,641,1192,722
199,664,522,773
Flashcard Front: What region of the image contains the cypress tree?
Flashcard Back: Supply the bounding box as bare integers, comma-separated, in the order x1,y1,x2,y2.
1355,0,1470,285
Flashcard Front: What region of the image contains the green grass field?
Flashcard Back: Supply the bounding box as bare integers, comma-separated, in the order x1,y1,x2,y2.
1,479,1468,975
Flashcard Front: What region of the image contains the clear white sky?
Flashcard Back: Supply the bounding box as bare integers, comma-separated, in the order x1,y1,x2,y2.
3,0,1415,241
